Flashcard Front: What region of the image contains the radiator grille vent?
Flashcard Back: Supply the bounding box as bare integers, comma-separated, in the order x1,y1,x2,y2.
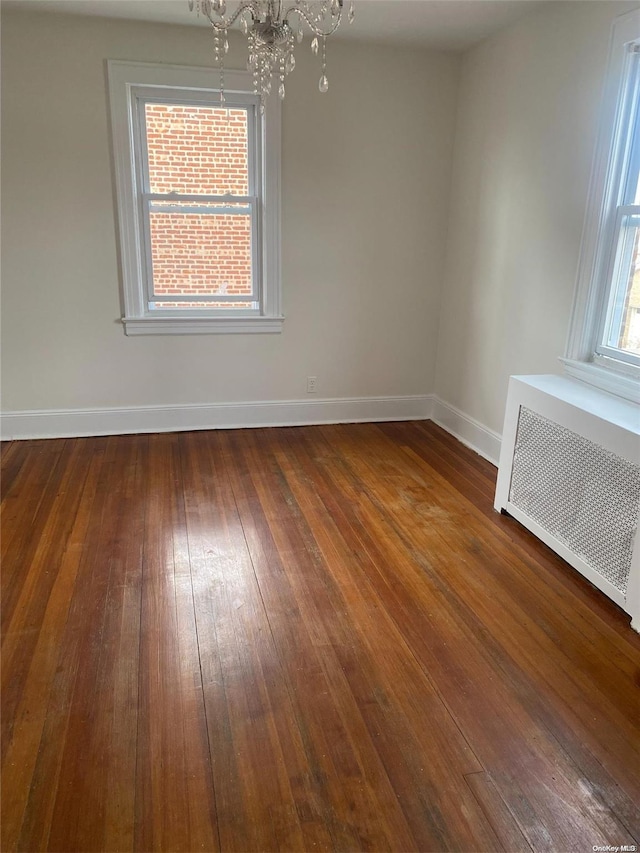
509,406,640,595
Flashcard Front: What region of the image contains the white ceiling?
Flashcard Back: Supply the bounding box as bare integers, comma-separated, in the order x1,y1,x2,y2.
2,0,550,51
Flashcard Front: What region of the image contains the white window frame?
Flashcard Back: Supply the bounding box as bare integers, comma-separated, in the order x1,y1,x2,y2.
563,9,640,402
107,60,282,335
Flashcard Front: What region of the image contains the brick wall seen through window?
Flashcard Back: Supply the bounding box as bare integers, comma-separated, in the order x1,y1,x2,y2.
145,104,253,303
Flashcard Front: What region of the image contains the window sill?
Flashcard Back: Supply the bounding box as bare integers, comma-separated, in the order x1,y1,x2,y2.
122,315,284,336
559,357,640,404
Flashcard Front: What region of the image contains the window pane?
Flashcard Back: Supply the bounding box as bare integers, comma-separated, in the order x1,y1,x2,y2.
604,216,640,356
148,205,253,304
626,101,640,203
632,170,640,205
145,104,248,196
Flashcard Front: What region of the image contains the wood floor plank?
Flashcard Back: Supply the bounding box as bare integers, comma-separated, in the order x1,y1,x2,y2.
384,432,640,759
222,428,429,851
44,436,142,853
1,439,94,761
180,430,310,853
305,423,640,848
386,420,639,644
1,439,70,639
1,440,31,500
2,422,639,852
464,771,534,853
265,427,504,851
1,438,106,852
388,439,640,699
133,433,218,853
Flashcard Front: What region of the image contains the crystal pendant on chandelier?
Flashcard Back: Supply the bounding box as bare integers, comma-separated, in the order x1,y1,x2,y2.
189,0,355,107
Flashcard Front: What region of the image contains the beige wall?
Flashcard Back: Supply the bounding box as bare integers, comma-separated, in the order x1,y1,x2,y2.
4,2,637,437
1,10,458,412
434,0,640,436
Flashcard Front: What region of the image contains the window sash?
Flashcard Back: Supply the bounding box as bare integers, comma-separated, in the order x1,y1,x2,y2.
133,91,262,310
592,45,640,370
620,50,640,206
142,192,258,304
595,206,640,366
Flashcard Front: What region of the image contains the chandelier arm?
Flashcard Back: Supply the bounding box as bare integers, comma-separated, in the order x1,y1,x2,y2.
284,5,342,37
189,0,351,105
204,1,260,31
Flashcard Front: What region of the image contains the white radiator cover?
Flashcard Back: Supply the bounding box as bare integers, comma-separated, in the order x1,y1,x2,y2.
495,375,640,632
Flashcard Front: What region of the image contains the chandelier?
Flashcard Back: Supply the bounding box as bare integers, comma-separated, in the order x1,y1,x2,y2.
189,0,354,110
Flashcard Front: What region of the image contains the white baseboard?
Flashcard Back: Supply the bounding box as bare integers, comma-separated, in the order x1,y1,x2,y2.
1,395,503,467
430,396,501,466
0,395,434,441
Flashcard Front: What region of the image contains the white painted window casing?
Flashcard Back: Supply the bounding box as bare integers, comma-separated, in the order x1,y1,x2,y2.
564,9,640,402
107,60,283,335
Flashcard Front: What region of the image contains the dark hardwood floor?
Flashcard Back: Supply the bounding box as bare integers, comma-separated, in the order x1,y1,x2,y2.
2,421,639,852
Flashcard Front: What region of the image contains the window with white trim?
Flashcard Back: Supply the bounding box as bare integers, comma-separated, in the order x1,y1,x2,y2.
107,61,282,335
564,10,640,401
596,43,640,367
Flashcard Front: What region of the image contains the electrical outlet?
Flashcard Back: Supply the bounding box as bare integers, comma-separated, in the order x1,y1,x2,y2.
307,376,318,394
